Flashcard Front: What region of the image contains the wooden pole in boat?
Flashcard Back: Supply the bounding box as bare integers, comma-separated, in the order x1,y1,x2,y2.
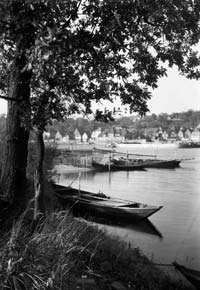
78,172,81,196
93,147,156,157
126,151,129,165
108,154,111,172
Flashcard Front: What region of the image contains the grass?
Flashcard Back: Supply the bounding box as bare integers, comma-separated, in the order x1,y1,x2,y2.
0,211,192,290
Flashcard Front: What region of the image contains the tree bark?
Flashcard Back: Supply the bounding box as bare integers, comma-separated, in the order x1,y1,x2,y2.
0,16,35,205
0,55,32,204
34,129,45,217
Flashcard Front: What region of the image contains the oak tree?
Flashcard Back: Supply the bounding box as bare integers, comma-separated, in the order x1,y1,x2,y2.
0,0,200,205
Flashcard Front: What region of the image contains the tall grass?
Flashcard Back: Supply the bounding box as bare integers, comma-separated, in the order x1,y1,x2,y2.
0,212,191,290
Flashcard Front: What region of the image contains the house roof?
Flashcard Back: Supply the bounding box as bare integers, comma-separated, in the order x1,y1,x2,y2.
74,129,81,136
196,123,200,130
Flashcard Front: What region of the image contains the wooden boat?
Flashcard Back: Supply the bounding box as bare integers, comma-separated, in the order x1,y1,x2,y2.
136,158,181,169
53,184,163,221
92,150,181,170
173,262,200,289
179,141,200,148
111,157,181,169
91,160,146,171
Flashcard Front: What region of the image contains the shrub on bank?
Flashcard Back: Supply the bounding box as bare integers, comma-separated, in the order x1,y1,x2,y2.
27,141,58,181
0,212,191,290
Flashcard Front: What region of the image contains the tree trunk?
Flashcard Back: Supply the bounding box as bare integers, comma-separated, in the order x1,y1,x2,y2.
0,56,32,204
0,17,35,206
34,129,45,218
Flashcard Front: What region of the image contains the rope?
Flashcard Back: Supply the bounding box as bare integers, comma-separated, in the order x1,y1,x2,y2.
152,263,173,267
67,174,80,187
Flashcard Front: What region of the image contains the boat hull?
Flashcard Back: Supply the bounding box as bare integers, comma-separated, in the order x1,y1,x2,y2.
141,159,181,169
72,199,162,221
91,161,145,171
173,262,200,289
53,184,162,222
179,142,200,148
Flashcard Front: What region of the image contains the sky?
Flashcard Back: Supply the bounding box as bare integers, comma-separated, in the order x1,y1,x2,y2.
0,99,6,115
148,67,200,115
0,66,199,116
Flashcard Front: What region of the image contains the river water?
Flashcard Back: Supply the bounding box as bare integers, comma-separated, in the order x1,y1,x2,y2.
59,145,200,271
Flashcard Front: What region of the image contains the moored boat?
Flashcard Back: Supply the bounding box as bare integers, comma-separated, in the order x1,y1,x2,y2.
91,159,146,171
92,150,181,170
179,141,200,148
111,157,181,169
173,262,200,289
53,184,163,221
135,158,181,169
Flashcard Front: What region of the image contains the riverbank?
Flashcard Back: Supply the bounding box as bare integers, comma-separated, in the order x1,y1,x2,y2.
50,164,195,289
0,211,192,290
54,164,93,174
51,141,179,152
0,160,192,289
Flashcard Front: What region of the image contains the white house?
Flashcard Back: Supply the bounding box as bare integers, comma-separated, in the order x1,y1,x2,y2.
82,132,88,143
97,128,124,143
91,127,101,140
74,129,81,142
177,128,184,140
191,128,200,141
62,134,70,143
55,131,63,141
162,131,168,141
184,128,192,140
43,131,50,140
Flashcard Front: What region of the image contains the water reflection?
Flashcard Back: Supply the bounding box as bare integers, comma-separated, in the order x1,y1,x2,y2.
62,170,133,183
71,207,163,239
62,170,94,180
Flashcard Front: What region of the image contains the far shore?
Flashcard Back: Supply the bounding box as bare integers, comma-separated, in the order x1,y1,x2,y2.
54,164,93,174
48,141,180,151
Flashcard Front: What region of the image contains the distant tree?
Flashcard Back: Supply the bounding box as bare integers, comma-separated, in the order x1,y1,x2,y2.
115,117,134,128
74,118,88,140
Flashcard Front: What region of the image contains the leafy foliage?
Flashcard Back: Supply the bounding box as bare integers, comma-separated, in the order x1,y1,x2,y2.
0,0,200,202
0,0,200,128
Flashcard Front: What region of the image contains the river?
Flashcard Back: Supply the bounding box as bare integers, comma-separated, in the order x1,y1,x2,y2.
58,145,200,271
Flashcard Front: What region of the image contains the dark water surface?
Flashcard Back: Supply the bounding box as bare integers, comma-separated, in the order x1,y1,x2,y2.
59,146,200,270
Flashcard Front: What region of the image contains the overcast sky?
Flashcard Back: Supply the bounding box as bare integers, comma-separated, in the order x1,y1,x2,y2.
148,67,200,114
0,66,199,116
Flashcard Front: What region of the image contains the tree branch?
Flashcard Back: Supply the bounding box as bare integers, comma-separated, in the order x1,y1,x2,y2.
0,95,19,102
62,0,83,29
